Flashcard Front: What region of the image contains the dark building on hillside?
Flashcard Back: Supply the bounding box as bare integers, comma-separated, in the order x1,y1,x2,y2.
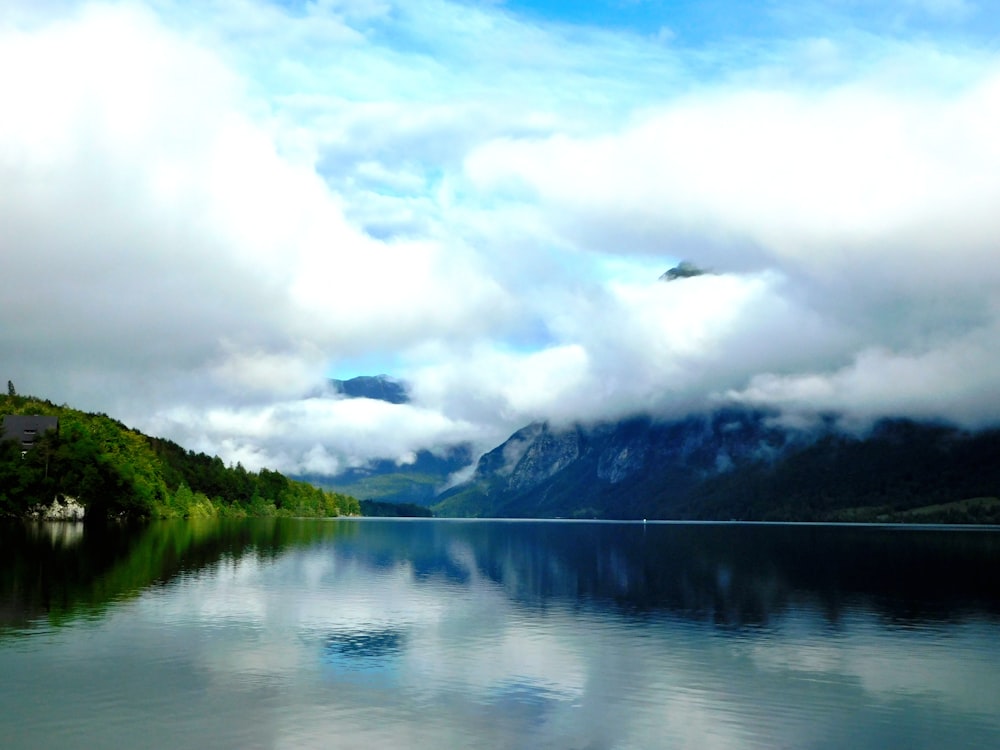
1,415,59,455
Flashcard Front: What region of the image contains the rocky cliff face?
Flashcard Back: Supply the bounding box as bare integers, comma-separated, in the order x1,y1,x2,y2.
435,409,800,518
504,424,582,493
435,411,1000,521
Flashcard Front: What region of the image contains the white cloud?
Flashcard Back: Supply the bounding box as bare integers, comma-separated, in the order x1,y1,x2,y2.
154,396,483,472
728,320,1000,428
0,2,515,437
2,0,999,477
465,69,1000,286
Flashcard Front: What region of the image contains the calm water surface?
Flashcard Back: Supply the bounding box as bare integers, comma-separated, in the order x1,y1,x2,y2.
1,518,999,749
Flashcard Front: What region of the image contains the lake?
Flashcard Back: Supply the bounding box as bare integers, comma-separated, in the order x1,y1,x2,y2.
2,518,999,749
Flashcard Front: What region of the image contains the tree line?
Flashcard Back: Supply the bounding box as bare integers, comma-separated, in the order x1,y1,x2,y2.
0,392,359,520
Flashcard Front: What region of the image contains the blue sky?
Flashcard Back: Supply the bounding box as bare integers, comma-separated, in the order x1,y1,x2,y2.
2,0,1000,474
502,0,793,41
469,0,998,54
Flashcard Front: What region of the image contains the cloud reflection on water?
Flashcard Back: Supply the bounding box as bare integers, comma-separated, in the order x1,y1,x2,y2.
139,520,1000,749
2,519,999,749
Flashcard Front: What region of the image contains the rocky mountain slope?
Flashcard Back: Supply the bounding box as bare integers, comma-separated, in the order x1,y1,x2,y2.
313,375,1000,522
434,409,799,518
433,411,1000,522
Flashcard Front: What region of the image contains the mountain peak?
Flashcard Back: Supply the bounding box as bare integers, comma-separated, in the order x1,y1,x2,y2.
659,261,709,281
329,375,409,404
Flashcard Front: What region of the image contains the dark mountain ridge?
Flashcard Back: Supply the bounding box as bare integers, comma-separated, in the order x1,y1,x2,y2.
434,410,1000,523
307,373,999,523
329,375,409,404
435,409,799,518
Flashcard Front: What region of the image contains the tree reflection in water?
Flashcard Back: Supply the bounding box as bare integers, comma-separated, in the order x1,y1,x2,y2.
2,518,998,635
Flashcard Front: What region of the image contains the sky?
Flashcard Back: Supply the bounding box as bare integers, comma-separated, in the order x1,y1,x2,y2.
2,0,1000,477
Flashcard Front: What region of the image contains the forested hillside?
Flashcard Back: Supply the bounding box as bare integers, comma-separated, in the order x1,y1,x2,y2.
0,392,359,520
670,419,1000,523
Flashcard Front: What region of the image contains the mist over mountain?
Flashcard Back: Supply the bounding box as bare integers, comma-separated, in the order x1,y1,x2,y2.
296,372,1000,522
434,410,1000,523
298,443,473,507
435,409,800,518
298,374,472,505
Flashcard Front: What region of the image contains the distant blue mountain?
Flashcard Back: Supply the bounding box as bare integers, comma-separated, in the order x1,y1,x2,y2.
302,443,474,507
302,375,470,506
329,375,409,404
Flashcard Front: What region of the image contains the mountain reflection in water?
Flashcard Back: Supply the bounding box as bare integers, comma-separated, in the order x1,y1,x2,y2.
1,518,998,749
2,518,999,631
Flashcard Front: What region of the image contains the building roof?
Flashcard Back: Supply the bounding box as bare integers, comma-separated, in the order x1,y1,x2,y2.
1,415,59,448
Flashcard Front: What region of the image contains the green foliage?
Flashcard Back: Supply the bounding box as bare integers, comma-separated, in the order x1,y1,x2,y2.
360,499,433,517
0,393,359,521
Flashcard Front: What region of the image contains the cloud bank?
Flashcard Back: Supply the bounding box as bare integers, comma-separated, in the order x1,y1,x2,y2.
2,0,999,474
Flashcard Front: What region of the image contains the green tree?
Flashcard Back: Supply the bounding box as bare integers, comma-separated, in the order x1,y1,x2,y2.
6,380,14,397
